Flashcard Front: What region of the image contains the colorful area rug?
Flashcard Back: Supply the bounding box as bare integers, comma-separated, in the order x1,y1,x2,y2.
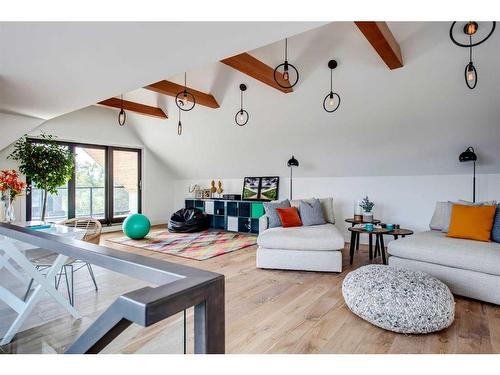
107,230,257,260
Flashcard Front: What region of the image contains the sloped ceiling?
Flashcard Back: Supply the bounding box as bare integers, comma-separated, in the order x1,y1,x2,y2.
0,21,323,149
114,21,500,178
6,21,500,179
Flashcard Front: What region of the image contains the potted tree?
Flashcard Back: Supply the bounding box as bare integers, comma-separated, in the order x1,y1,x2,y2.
8,134,74,221
359,196,375,223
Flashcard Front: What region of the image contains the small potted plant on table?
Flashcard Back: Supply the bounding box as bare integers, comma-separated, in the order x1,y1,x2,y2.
360,196,375,223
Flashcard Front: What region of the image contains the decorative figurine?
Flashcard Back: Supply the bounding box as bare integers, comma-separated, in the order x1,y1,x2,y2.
216,180,223,197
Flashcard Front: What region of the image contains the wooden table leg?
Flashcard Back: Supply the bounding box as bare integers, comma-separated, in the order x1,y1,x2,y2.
379,234,387,265
374,236,379,258
355,232,360,251
368,233,373,260
349,231,356,265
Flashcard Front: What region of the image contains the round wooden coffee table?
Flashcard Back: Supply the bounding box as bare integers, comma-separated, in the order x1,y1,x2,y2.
386,228,414,239
348,227,389,265
345,218,381,252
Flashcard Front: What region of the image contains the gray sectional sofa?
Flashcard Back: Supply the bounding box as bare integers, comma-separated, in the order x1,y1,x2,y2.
388,206,500,305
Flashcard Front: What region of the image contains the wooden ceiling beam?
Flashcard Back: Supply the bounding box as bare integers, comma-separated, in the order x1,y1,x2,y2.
221,52,293,94
354,21,403,70
97,97,167,119
144,80,220,109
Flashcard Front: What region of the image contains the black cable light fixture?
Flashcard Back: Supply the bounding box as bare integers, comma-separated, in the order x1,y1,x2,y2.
273,38,299,89
175,72,196,111
177,107,183,136
323,60,341,113
235,84,249,126
118,95,126,126
450,21,496,89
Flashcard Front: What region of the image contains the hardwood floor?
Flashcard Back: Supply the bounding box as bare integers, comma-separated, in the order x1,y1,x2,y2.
1,227,500,354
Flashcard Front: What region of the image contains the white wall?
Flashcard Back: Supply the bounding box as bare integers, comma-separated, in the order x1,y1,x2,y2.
174,173,500,243
0,106,175,226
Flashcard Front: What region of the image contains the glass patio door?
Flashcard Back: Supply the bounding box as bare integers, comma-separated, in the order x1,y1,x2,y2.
74,146,106,220
109,148,141,223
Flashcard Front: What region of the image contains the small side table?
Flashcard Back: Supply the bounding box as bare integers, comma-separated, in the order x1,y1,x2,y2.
373,228,414,259
348,227,389,265
345,218,381,252
387,228,414,240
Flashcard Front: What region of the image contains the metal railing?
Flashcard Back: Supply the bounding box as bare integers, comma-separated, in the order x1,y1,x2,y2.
0,223,225,354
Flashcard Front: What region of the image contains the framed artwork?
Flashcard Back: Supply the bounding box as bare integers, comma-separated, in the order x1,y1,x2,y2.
202,189,212,199
260,176,279,201
242,176,279,201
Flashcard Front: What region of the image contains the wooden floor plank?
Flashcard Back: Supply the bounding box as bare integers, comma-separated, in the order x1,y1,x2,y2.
1,228,500,354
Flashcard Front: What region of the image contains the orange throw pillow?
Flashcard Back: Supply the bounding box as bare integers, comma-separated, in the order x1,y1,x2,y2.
447,204,496,242
276,207,303,228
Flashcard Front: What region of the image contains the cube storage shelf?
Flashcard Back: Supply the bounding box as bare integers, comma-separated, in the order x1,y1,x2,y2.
185,199,264,234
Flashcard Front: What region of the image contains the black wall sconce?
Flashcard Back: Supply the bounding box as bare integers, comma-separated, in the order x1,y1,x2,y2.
175,72,196,111
450,21,496,89
273,38,299,89
323,60,341,113
459,146,477,202
235,84,249,126
118,94,126,126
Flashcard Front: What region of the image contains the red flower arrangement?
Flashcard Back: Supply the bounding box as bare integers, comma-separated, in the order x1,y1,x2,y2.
0,169,26,201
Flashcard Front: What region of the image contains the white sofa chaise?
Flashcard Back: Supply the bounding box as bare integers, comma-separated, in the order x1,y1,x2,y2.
256,198,345,272
388,230,500,305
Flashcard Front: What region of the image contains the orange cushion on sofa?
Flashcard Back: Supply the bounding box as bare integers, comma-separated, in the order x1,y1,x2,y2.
276,207,303,228
447,204,496,242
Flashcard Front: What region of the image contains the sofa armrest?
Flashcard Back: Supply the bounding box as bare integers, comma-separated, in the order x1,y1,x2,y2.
259,215,269,233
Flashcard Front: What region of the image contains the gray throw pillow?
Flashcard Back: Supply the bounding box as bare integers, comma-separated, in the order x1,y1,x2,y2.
491,204,500,243
299,199,326,226
263,199,290,228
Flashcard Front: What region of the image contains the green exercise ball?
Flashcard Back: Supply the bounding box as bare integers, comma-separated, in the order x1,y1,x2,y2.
123,214,151,239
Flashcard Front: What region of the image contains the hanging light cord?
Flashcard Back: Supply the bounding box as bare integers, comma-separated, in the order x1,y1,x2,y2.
330,69,333,92
184,72,187,93
240,89,243,111
120,94,124,110
284,38,288,61
469,33,473,63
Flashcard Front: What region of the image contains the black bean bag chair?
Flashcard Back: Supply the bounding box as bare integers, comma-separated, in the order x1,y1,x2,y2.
168,208,209,233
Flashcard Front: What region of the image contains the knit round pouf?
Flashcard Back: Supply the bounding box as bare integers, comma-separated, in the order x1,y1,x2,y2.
342,265,455,334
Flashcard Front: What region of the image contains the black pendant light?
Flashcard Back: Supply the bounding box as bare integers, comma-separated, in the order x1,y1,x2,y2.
323,60,341,113
118,94,126,126
177,107,183,136
175,72,196,111
273,38,299,89
235,84,249,126
450,21,496,90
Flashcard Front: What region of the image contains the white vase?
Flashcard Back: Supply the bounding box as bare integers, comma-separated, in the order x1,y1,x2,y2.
0,201,5,222
363,212,373,223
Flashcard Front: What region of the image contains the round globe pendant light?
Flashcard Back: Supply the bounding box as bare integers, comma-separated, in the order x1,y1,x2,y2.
175,72,196,111
177,107,183,136
235,84,249,126
273,38,299,89
118,94,126,126
323,60,341,113
449,21,496,90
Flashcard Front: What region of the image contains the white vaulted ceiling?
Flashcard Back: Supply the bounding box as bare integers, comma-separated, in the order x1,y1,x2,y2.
2,21,500,178
111,22,500,178
0,21,323,149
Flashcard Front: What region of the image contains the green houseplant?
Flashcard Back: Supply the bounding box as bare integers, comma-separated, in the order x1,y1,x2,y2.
359,196,375,223
8,134,74,221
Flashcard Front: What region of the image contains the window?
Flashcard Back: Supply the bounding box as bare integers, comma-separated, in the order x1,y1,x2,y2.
27,140,141,224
